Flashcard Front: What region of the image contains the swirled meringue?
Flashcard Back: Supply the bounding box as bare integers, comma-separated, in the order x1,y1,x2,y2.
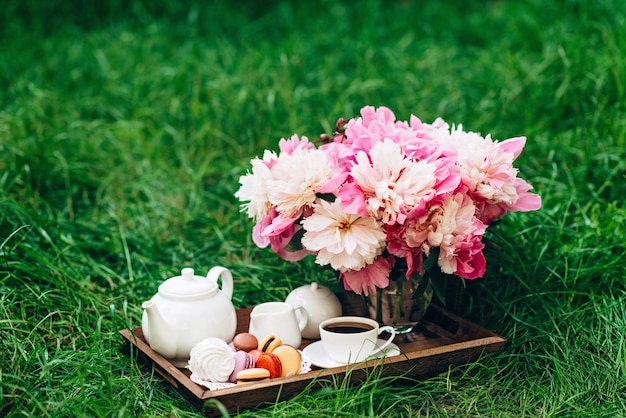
188,337,235,383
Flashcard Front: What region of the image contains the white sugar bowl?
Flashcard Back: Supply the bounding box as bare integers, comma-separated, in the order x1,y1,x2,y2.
285,282,342,339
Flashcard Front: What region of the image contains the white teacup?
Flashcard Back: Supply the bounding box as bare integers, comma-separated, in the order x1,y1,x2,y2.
319,316,396,364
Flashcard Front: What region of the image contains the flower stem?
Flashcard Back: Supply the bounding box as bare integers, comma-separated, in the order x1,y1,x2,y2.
393,279,403,325
375,288,383,323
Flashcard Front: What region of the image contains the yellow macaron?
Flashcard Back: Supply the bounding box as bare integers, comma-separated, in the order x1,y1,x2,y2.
236,367,271,385
257,335,282,353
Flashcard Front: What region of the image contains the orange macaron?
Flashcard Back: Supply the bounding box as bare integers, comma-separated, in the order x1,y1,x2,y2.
255,352,282,378
272,345,301,377
248,349,263,362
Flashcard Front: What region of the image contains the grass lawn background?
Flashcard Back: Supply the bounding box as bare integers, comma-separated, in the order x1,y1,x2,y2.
1,0,625,416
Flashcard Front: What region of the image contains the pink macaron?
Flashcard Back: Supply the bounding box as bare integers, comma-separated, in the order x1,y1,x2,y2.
228,351,255,383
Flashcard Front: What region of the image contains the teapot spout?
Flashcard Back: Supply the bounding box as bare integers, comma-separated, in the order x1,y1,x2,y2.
142,300,177,359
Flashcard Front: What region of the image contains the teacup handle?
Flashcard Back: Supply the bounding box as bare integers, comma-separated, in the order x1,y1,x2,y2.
206,266,233,300
374,325,396,354
294,306,308,332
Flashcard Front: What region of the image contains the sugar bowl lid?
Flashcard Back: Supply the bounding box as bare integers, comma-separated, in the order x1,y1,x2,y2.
289,282,333,299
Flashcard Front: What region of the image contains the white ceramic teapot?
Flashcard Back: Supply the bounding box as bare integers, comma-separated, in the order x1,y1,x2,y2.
141,267,237,367
285,282,342,339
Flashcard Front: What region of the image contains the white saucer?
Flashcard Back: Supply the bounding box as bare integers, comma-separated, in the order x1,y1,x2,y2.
302,339,401,369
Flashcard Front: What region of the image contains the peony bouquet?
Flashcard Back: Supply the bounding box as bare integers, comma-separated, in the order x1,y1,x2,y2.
235,106,541,298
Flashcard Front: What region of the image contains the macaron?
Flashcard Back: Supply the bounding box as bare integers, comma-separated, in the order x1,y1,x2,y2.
236,368,270,385
255,352,283,378
228,350,255,383
232,332,259,352
248,349,263,362
272,345,301,377
258,335,282,353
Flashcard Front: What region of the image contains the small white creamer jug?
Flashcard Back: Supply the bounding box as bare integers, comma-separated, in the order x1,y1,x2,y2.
248,301,308,348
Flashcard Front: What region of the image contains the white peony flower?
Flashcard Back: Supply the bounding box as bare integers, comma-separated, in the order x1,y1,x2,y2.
267,147,337,217
235,151,277,220
301,198,386,272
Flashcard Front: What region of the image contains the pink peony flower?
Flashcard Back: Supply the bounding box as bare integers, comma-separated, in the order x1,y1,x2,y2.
447,234,486,279
433,124,541,221
252,208,309,262
340,255,395,296
278,134,316,155
385,223,425,279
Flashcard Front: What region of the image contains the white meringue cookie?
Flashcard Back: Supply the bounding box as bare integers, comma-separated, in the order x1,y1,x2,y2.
187,337,235,383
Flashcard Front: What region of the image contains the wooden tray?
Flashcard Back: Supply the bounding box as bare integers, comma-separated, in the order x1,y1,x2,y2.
120,296,505,416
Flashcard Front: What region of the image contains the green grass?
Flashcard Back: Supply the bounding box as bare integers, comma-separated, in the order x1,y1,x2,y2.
2,0,625,416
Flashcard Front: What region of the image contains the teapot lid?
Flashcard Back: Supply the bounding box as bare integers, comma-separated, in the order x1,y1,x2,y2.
292,282,333,299
159,268,217,298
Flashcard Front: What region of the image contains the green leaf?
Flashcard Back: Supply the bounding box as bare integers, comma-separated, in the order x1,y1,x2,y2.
410,272,430,300
422,247,440,273
429,268,447,306
284,228,305,252
315,193,336,202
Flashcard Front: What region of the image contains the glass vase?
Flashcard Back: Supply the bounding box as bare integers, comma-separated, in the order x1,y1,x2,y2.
368,276,433,329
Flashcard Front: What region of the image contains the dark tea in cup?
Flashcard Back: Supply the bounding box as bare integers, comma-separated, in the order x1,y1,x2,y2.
322,322,374,334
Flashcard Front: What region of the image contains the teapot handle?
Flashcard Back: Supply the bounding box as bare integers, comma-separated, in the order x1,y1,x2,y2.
206,266,233,300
